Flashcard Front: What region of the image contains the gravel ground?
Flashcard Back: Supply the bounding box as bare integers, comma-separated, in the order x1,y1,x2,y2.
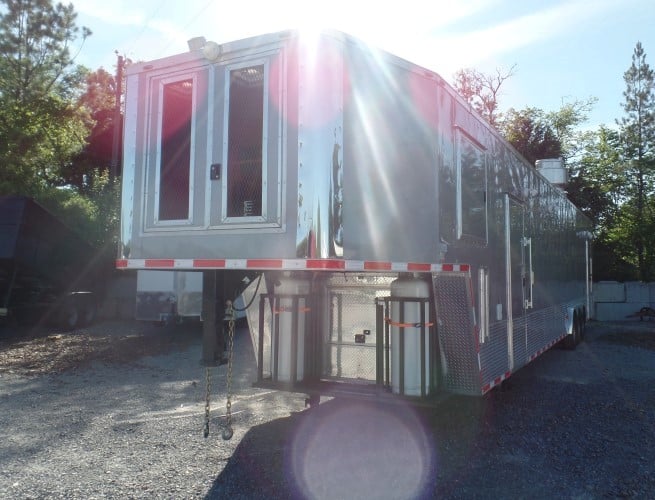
0,318,654,499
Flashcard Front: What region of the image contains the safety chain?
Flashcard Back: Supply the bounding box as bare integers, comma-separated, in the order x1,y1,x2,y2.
203,366,212,438
222,301,236,441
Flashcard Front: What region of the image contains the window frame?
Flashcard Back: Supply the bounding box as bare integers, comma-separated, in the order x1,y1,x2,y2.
220,59,270,224
455,127,488,244
152,73,198,227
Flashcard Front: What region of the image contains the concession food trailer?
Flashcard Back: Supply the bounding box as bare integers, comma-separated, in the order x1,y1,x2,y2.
117,30,593,410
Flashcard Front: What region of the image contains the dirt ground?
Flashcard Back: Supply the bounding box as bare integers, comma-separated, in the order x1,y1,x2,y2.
0,319,202,376
1,318,654,499
594,319,655,351
2,318,654,377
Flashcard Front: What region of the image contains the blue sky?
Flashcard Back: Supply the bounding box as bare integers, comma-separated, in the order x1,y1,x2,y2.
72,0,655,129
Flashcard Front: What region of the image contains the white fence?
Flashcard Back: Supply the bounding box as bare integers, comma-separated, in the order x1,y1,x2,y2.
593,281,655,321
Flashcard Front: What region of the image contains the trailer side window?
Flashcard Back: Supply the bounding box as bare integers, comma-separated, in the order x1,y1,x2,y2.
158,79,193,221
457,132,487,242
226,65,264,218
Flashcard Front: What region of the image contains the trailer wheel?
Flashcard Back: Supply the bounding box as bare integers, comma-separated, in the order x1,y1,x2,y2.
59,304,79,331
579,311,587,341
80,303,97,326
562,312,580,350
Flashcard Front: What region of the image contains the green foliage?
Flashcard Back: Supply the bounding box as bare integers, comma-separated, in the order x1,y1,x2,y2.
451,52,655,282
0,0,120,254
573,126,623,226
499,107,561,165
68,67,120,192
612,41,655,281
0,0,91,191
35,171,118,245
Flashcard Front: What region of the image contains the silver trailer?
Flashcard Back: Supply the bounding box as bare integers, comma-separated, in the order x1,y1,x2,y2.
118,30,592,402
135,269,246,323
135,270,203,323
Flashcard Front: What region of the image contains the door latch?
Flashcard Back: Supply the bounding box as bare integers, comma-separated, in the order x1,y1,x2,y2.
210,163,221,180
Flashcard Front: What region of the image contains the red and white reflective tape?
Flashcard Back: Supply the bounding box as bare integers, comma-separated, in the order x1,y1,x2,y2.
528,333,566,362
482,370,512,394
116,258,471,273
481,333,566,394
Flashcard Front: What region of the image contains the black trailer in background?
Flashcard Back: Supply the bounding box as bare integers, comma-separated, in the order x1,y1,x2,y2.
0,196,100,329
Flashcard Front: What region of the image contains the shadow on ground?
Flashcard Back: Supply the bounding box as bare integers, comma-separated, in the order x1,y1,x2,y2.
205,395,491,500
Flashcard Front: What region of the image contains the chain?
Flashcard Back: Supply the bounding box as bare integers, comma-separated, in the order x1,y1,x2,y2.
222,301,236,441
203,366,211,438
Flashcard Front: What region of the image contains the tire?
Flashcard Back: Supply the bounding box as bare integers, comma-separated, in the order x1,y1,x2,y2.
563,312,580,350
579,310,587,341
59,303,79,331
80,303,97,327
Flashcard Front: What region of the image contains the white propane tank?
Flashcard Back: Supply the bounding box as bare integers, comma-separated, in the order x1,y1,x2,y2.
272,274,310,383
390,275,432,396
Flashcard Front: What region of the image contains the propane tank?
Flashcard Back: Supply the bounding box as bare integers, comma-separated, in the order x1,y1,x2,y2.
390,274,432,396
271,274,310,383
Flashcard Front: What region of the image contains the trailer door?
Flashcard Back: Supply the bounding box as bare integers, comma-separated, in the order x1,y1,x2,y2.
209,58,283,228
504,195,527,371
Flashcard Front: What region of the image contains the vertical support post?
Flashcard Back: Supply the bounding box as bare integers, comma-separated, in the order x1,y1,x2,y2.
375,301,384,387
336,293,343,378
399,300,405,396
258,294,265,382
273,296,280,382
201,270,226,365
307,293,317,380
384,299,390,387
585,239,591,321
290,296,299,384
420,300,426,397
110,54,124,184
430,301,439,392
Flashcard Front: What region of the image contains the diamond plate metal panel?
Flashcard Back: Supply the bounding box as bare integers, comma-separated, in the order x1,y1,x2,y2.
525,307,547,362
479,320,509,384
433,273,480,395
512,316,527,369
479,302,574,386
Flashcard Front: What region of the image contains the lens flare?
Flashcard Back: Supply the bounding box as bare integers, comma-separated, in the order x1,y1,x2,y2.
288,400,436,499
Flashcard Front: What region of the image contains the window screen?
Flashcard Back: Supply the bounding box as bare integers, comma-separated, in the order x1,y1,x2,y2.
158,79,192,221
458,134,487,241
227,65,264,218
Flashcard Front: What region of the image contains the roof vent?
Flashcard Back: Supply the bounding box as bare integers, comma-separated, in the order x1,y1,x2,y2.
535,158,568,187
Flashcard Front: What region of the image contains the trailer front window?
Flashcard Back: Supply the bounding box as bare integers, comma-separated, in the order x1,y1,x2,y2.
227,65,264,218
457,133,487,242
158,79,192,221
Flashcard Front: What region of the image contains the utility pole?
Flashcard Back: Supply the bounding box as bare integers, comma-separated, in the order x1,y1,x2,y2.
110,53,124,183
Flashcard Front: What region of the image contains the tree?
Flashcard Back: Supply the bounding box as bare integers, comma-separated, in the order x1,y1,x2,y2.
499,107,561,165
616,41,655,281
0,0,122,254
571,126,637,280
546,97,598,161
67,67,119,192
64,66,123,247
453,65,516,128
0,0,91,196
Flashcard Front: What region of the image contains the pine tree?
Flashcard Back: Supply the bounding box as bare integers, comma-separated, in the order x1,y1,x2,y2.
0,0,91,194
617,41,655,280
